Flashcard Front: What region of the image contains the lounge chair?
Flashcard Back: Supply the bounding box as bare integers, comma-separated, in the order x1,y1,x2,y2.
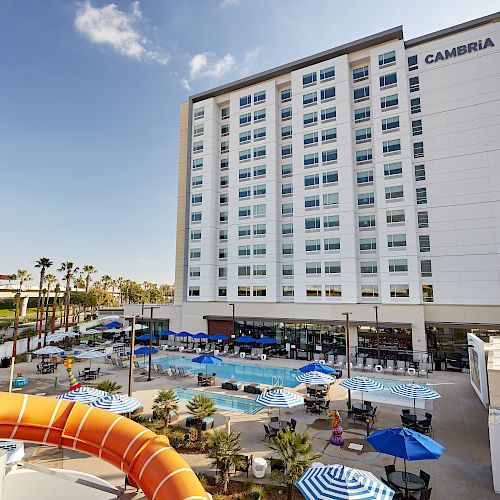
394,362,406,376
133,360,141,370
178,367,194,378
355,361,364,371
250,349,262,360
222,380,240,391
409,488,431,500
363,358,374,372
244,384,263,394
219,345,230,356
170,366,180,376
228,348,240,358
384,359,395,374
418,363,429,378
334,356,344,370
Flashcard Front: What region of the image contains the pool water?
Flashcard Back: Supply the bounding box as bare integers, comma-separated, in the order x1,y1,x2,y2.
156,355,300,387
175,388,263,415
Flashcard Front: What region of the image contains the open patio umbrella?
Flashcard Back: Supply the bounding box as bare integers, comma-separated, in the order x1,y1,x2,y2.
192,353,222,375
43,333,65,343
255,387,304,419
210,334,229,341
299,362,337,375
256,336,277,345
122,324,148,332
158,330,176,337
296,371,336,385
340,376,383,405
74,349,106,368
59,387,108,404
389,383,441,413
134,345,159,366
235,335,256,343
33,346,64,355
103,321,121,329
136,333,158,342
192,332,209,339
296,464,395,500
90,394,142,414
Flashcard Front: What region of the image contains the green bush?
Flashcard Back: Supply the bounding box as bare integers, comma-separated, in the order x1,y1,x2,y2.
249,484,266,499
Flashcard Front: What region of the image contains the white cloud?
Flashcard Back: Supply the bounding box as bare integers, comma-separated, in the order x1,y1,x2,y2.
189,53,235,80
239,46,261,76
220,0,240,7
180,78,191,92
75,1,168,65
189,53,208,78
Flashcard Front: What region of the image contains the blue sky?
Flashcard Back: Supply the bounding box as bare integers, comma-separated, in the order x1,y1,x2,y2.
0,0,498,285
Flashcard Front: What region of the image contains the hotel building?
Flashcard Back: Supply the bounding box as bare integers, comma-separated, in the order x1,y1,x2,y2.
127,13,500,364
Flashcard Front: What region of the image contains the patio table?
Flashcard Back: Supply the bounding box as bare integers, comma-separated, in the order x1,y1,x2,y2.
352,403,371,412
269,420,290,431
405,413,428,424
388,471,425,494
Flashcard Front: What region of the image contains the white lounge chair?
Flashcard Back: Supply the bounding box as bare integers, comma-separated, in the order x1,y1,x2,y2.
418,363,429,378
363,358,374,372
384,359,395,374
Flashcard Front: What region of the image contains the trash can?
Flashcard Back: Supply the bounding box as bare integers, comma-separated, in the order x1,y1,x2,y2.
26,353,32,363
434,359,443,371
1,357,11,368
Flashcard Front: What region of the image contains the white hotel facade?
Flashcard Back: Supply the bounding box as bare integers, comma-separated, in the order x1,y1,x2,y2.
127,14,500,363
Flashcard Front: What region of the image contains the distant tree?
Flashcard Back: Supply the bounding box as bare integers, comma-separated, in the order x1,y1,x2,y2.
12,269,32,360
34,257,52,350
58,262,79,330
101,275,113,291
88,287,116,308
152,388,179,431
82,265,97,293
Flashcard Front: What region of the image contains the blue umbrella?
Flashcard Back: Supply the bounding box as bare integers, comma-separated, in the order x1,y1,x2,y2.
103,321,121,329
192,353,222,375
235,335,256,343
176,331,191,338
299,362,337,375
192,332,209,339
158,330,176,337
256,388,303,419
296,371,336,385
340,376,383,405
136,333,158,341
134,346,159,355
210,333,229,341
256,336,277,345
389,383,441,413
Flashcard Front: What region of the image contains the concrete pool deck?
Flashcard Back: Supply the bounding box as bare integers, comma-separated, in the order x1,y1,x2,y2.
0,352,495,499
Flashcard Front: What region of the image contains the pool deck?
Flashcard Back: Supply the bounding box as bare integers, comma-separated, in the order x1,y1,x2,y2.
0,352,495,499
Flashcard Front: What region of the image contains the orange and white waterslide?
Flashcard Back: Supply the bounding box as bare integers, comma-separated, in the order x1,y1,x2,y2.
0,392,209,500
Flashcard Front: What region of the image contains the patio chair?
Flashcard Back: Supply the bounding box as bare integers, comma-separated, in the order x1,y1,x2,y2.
401,415,417,430
228,348,239,358
402,409,411,416
232,454,252,477
352,407,367,424
270,416,279,423
363,358,374,372
133,360,140,370
418,363,429,378
384,359,395,374
289,418,297,432
384,464,396,478
170,366,180,377
334,356,345,369
409,488,432,500
354,360,364,371
394,361,406,376
419,470,430,488
366,406,377,423
425,413,433,430
263,424,277,442
416,419,432,435
219,345,230,356
178,367,194,378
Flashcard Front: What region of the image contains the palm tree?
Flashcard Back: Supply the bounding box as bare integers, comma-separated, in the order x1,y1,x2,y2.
207,430,244,494
152,389,179,431
34,257,52,350
117,277,125,304
101,275,112,291
43,274,57,340
96,380,122,394
12,269,32,361
186,394,216,442
58,262,79,331
48,283,61,340
268,427,321,500
82,265,97,293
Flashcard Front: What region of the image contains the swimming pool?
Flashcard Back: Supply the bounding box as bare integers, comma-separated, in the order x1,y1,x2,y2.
175,388,263,415
156,355,300,387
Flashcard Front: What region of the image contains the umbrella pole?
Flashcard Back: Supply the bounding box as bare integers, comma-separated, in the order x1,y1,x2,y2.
404,459,408,497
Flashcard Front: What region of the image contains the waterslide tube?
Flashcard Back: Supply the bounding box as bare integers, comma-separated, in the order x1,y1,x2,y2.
0,392,209,500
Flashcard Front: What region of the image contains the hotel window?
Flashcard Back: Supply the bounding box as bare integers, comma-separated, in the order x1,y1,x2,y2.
254,90,266,103
305,217,321,230
418,211,429,228
414,164,426,181
305,174,320,187
305,195,320,208
220,158,229,170
192,193,202,204
323,171,338,184
323,192,339,207
321,87,336,101
380,73,397,88
358,192,375,206
282,144,292,158
221,123,229,136
306,285,322,297
254,108,266,121
411,98,421,113
220,141,229,154
326,284,342,297
282,264,294,276
281,106,292,120
281,88,291,102
360,237,377,251
238,286,251,297
192,141,203,153
282,125,292,139
282,222,293,235
239,131,251,144
282,243,294,255
304,132,319,146
386,209,405,224
354,86,370,101
221,106,230,120
356,149,372,163
388,234,406,248
355,127,372,143
218,287,227,297
325,261,341,274
421,260,432,277
409,76,419,92
282,285,294,297
306,262,321,275
238,245,250,256
192,175,203,187
282,202,293,215
381,94,398,109
239,149,251,162
190,229,201,240
385,185,404,200
253,264,267,276
408,55,418,71
253,184,266,196
416,187,427,204
412,119,423,136
324,237,340,250
254,146,266,158
324,215,339,229
282,163,293,176
419,235,430,252
219,248,228,259
191,211,202,222
322,149,338,163
357,170,373,185
360,261,378,274
413,142,424,158
192,158,203,170
193,124,204,137
306,239,321,252
304,153,319,167
239,167,251,180
238,225,250,237
390,284,410,298
189,267,200,278
238,265,250,277
253,286,267,297
190,248,201,259
253,243,266,255
389,258,408,272
303,91,317,106
320,66,335,81
382,116,399,131
361,284,379,297
303,72,317,86
239,206,251,218
353,65,369,81
219,229,228,241
322,128,337,142
254,165,266,177
358,214,375,228
253,204,266,216
193,107,204,120
239,187,251,199
282,183,293,195
354,106,370,122
240,95,251,107
384,162,402,177
188,286,200,297
240,112,251,125
304,112,318,126
321,107,336,122
422,284,433,302
253,222,266,236
379,50,396,66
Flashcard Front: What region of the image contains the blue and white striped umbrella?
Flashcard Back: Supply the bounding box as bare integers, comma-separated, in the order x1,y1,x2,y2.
389,383,440,412
340,376,383,404
59,387,108,404
296,371,336,385
90,394,142,414
296,464,394,500
256,388,304,408
33,346,64,355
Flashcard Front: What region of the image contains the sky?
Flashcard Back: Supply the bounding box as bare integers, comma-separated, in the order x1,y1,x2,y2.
0,0,498,285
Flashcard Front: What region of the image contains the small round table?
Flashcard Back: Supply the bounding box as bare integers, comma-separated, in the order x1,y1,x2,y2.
269,421,289,431
405,413,428,424
387,471,425,493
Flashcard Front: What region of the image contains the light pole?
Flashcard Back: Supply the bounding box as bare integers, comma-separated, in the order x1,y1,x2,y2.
229,303,235,338
146,306,159,381
126,315,137,397
374,305,381,366
342,312,352,407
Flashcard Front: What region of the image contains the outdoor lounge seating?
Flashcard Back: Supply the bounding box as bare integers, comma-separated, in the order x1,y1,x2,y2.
409,488,432,500
263,424,277,442
186,416,214,431
244,384,263,394
401,415,417,430
384,359,395,374
221,380,240,391
230,454,252,477
419,470,431,488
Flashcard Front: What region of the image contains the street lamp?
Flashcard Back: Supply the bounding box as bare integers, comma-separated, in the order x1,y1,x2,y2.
124,315,138,398
342,312,352,407
145,305,159,381
229,303,235,338
374,305,381,366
